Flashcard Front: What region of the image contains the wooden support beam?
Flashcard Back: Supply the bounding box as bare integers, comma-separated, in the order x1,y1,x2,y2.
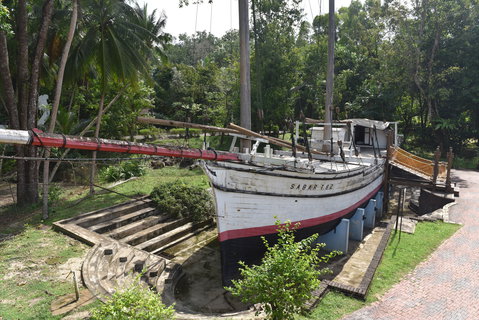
137,117,238,134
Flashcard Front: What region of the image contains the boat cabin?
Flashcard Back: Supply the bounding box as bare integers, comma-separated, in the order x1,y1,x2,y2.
307,119,399,153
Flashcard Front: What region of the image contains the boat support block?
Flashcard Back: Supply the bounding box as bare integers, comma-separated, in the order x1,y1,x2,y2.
375,192,384,218
317,218,350,253
364,199,377,229
349,208,365,241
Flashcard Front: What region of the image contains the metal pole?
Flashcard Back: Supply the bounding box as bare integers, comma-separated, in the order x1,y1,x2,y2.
446,147,453,192
433,146,440,187
323,0,335,153
399,188,405,240
394,122,398,146
239,0,251,152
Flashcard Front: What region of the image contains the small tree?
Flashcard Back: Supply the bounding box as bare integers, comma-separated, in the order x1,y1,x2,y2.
226,220,340,320
90,279,175,320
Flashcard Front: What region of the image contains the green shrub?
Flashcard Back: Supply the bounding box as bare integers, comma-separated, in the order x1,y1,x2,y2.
38,183,62,205
169,128,201,137
226,220,340,320
150,181,214,222
138,128,153,136
90,279,175,320
100,160,147,182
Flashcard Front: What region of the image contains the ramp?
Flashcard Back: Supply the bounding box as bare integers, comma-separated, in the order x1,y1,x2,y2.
389,146,447,182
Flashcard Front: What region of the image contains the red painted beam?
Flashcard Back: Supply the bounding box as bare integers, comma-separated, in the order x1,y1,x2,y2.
30,129,240,162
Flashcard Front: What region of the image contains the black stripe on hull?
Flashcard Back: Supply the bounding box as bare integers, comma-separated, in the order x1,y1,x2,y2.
220,191,379,286
207,162,382,181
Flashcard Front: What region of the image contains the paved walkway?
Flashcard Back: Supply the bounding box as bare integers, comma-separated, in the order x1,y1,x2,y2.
343,170,479,320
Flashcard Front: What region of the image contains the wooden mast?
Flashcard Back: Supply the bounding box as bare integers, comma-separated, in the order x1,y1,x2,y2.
323,0,335,153
239,0,252,152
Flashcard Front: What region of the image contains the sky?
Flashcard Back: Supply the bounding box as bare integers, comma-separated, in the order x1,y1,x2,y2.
146,0,354,39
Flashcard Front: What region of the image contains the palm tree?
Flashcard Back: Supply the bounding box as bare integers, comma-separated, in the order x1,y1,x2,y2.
66,0,169,194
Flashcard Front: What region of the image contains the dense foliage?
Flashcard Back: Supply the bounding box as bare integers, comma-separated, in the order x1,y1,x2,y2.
150,181,214,222
90,279,175,320
226,220,339,320
156,0,479,159
100,160,147,183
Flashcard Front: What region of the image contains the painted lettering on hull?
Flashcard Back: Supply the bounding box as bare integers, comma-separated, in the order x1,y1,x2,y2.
289,183,334,191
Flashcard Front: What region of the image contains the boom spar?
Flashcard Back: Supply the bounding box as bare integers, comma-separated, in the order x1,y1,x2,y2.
0,128,240,162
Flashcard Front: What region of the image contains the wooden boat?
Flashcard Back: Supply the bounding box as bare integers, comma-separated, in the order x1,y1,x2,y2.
203,127,386,283
0,118,388,284
0,0,391,285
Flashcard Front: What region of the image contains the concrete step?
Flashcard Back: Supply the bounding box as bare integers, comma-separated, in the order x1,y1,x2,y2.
89,207,159,234
76,201,154,229
82,241,168,301
82,242,117,299
152,223,214,256
104,215,164,240
61,196,149,225
121,218,189,246
76,199,154,228
137,219,213,253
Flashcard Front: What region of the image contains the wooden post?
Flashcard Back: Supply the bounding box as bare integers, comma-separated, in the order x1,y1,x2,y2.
323,0,335,153
239,0,251,153
446,147,453,192
432,146,440,187
383,131,392,214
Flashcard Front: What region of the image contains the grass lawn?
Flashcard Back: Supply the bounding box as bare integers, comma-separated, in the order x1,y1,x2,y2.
300,221,461,320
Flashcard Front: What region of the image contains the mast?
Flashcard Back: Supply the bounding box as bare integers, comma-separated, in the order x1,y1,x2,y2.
239,0,252,152
323,0,335,153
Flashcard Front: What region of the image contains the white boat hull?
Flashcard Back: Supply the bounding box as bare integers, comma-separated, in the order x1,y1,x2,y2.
202,159,384,284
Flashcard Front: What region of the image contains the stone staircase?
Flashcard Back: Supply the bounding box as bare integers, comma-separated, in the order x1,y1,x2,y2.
53,196,215,300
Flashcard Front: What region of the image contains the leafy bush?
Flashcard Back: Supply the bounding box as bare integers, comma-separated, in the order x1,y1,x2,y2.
100,160,146,182
90,279,175,320
150,181,214,222
226,220,340,320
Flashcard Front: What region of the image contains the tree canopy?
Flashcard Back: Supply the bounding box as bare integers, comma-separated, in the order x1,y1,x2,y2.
0,0,478,206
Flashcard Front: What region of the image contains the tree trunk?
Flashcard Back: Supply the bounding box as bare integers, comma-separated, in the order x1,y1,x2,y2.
25,0,54,207
25,0,54,206
89,92,106,194
0,33,19,128
42,0,78,219
15,0,30,206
